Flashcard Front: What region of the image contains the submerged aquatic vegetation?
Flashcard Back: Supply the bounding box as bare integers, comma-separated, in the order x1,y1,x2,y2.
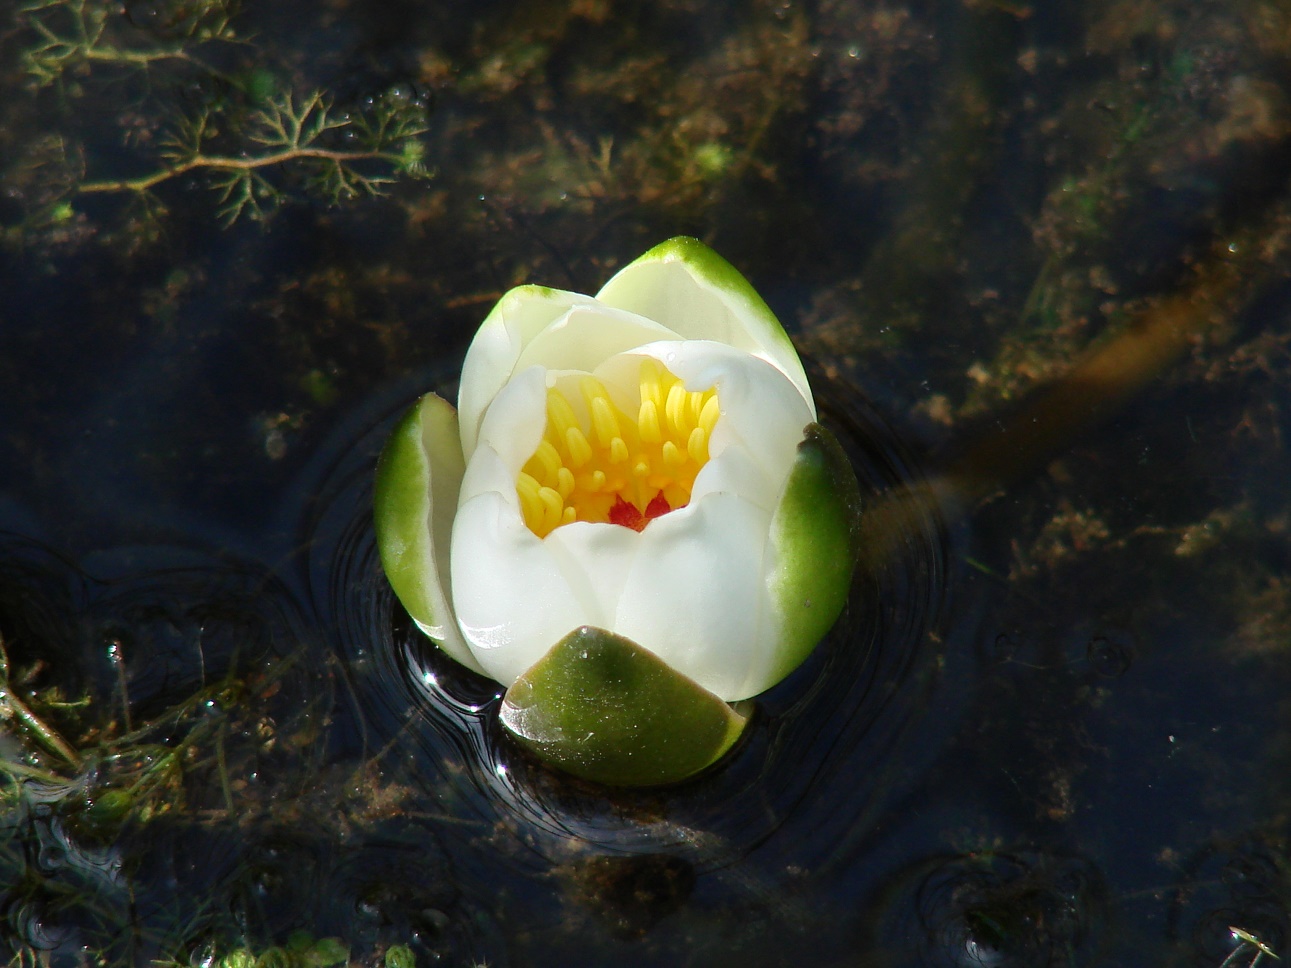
0,610,428,966
72,87,432,226
20,0,239,88
5,0,1291,964
9,0,431,230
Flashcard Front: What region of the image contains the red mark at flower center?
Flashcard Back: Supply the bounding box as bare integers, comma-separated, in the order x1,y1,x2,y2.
609,492,675,532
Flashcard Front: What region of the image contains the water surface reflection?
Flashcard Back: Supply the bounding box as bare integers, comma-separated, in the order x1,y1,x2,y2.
4,0,1291,964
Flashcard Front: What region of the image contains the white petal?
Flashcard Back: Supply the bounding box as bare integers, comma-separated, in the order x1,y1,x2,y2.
595,238,815,415
458,286,598,460
671,342,812,501
542,520,641,629
460,365,548,500
513,304,681,375
453,367,591,684
613,492,778,701
450,487,589,686
454,364,645,685
687,440,778,512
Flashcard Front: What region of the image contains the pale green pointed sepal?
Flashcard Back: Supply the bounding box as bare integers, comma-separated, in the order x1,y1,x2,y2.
499,626,749,787
373,392,485,675
766,423,863,686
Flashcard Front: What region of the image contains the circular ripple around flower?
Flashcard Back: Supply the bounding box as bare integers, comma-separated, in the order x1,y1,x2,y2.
309,362,958,878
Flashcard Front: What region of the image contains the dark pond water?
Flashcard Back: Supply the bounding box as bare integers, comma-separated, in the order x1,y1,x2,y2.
3,0,1291,965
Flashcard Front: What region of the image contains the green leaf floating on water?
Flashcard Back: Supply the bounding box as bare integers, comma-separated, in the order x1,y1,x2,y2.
499,626,749,787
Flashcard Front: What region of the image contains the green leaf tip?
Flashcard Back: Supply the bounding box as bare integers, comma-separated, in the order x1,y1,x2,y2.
499,626,749,787
767,423,863,685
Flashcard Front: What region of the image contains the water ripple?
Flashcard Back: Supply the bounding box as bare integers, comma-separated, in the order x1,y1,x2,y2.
308,364,961,888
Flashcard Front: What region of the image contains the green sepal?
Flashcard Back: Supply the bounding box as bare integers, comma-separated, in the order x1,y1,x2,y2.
499,626,749,787
766,423,863,686
373,392,484,675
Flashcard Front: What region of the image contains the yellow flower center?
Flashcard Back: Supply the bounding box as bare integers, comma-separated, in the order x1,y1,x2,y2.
516,358,720,538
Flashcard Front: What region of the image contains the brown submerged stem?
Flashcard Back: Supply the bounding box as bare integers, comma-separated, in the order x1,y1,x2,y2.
76,148,400,195
855,216,1289,574
940,245,1251,507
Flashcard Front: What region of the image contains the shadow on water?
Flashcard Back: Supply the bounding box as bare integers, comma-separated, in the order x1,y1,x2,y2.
0,355,955,965
0,535,511,965
6,0,1291,963
0,346,961,966
1,264,1287,963
3,271,1281,962
298,360,967,962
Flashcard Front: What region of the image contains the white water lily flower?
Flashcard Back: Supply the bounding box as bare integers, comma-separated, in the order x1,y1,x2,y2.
375,237,859,708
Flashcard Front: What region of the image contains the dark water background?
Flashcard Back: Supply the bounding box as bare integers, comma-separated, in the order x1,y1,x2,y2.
3,0,1291,965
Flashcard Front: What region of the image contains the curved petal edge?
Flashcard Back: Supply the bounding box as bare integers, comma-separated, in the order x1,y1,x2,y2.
596,236,814,414
374,392,485,675
458,284,596,460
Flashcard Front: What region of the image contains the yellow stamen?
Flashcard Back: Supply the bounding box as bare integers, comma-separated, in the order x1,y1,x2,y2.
517,471,541,499
538,486,563,534
556,466,575,500
665,383,687,436
516,472,543,532
533,440,562,483
516,360,721,537
662,440,684,469
640,359,663,411
547,392,578,442
590,393,620,447
687,426,708,464
638,399,662,443
699,395,720,434
565,426,593,467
